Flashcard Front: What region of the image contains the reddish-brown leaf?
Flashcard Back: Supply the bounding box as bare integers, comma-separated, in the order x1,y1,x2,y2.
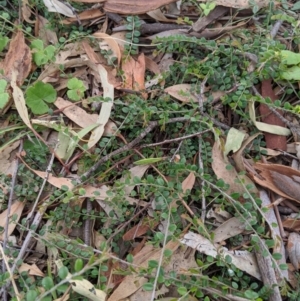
259,79,287,150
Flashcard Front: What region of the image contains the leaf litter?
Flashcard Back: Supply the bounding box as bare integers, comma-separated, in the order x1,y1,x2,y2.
2,0,300,300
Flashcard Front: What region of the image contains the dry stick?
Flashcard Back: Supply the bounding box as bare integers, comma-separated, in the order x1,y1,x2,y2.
139,129,211,148
1,142,22,301
106,203,151,244
0,244,21,301
84,199,93,246
0,151,57,297
26,147,56,223
253,235,282,301
79,117,190,182
196,76,208,222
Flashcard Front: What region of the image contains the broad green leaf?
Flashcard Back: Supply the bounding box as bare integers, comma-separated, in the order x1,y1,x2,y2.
30,39,44,50
0,79,9,109
25,81,57,114
280,50,300,65
0,35,9,52
42,276,54,290
224,127,246,156
281,66,300,80
292,1,300,10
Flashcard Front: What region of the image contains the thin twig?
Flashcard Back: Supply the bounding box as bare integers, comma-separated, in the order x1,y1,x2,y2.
2,141,22,301
84,199,93,246
106,203,151,244
150,203,171,301
196,76,208,222
140,129,211,148
79,117,190,182
26,146,57,223
0,244,21,301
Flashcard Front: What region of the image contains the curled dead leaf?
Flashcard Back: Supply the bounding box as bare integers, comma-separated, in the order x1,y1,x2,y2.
253,163,300,203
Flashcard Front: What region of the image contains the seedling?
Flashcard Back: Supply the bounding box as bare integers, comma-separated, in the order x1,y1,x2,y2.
30,39,56,66
25,81,57,114
67,78,86,101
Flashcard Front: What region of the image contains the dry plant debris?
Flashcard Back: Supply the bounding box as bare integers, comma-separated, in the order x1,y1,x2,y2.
2,0,300,300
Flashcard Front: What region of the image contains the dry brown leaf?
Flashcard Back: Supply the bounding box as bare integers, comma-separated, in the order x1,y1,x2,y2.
287,233,300,270
213,217,245,243
212,140,258,196
108,240,180,301
104,0,178,14
63,9,105,24
33,170,74,190
182,172,195,193
0,201,25,241
36,15,58,45
3,30,31,85
123,218,159,241
93,32,122,66
165,84,198,103
122,54,146,95
282,218,300,231
0,140,20,176
22,0,35,23
53,98,117,136
253,163,300,203
18,263,45,277
147,9,177,23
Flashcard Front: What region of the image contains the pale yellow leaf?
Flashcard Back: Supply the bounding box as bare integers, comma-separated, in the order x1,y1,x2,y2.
249,100,291,136
11,71,32,129
224,128,246,156
87,62,114,149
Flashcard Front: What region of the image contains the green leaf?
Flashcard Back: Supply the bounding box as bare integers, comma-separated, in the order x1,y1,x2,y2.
279,263,288,270
142,282,153,291
74,258,84,272
224,127,246,156
134,157,164,165
177,286,188,296
281,66,300,80
281,50,300,65
31,39,44,50
26,290,38,301
42,276,54,290
0,35,9,52
25,81,57,114
67,78,86,101
58,266,69,279
0,79,9,109
244,290,259,299
292,1,300,10
272,253,282,260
